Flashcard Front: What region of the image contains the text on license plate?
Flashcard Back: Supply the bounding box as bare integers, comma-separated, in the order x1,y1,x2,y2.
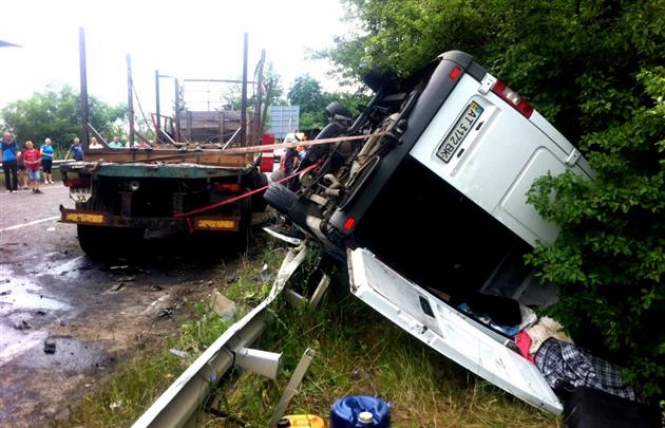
436,101,484,163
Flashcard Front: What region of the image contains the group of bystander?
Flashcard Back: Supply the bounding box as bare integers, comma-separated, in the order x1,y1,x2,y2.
2,132,139,193
1,130,86,194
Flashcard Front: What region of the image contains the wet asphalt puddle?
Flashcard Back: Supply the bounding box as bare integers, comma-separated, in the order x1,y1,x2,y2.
0,261,111,374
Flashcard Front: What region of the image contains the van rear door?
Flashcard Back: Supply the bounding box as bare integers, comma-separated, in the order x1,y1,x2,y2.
347,247,563,414
409,72,594,246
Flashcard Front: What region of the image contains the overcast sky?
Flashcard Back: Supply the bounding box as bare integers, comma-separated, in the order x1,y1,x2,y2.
0,0,351,112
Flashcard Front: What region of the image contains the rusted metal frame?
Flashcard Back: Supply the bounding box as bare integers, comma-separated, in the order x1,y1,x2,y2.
173,162,319,219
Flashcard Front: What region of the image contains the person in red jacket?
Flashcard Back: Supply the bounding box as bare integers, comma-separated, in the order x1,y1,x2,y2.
22,140,43,194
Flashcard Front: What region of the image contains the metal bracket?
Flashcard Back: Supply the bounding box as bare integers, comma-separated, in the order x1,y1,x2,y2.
234,347,282,380
268,348,317,426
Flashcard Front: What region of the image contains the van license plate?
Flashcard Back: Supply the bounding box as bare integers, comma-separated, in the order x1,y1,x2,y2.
436,101,484,163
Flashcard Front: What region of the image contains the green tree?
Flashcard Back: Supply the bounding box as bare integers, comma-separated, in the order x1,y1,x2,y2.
264,61,287,107
287,74,326,116
527,66,665,400
318,0,492,85
1,85,125,150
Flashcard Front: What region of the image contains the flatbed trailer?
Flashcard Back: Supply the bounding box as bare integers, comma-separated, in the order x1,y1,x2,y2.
59,147,267,256
62,30,270,256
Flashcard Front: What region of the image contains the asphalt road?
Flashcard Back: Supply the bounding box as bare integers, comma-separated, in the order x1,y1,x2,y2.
0,183,246,426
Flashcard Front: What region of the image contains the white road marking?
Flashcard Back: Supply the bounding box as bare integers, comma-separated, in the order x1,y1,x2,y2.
0,216,61,233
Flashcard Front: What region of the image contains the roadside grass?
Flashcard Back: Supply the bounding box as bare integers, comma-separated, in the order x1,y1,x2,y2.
212,254,561,428
54,238,561,428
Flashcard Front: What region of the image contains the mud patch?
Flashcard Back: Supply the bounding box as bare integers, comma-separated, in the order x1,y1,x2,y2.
15,335,114,375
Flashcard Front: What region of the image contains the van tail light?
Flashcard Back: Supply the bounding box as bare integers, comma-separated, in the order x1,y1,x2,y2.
343,216,356,232
491,80,534,118
449,67,462,80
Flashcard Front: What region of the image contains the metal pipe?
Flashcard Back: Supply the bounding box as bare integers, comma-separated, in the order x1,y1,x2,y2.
174,78,180,142
155,70,161,144
78,27,89,147
127,54,135,147
240,33,248,147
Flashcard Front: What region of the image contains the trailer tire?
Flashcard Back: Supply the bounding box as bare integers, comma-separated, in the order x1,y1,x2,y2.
77,225,144,258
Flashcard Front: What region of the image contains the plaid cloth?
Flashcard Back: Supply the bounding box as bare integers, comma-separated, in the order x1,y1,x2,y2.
535,337,638,402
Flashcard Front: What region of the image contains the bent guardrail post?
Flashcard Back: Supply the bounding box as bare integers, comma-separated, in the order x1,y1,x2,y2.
132,243,309,428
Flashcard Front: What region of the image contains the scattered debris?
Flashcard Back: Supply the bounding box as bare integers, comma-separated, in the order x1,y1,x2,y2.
109,400,122,410
210,290,237,320
207,280,214,286
111,283,124,292
44,338,56,354
141,294,173,318
15,320,31,330
116,276,136,282
36,310,47,316
150,284,163,291
110,265,130,271
226,274,237,284
157,308,173,319
169,348,189,358
260,263,270,283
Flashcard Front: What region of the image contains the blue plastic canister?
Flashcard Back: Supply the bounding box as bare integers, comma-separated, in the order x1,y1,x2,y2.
329,395,391,427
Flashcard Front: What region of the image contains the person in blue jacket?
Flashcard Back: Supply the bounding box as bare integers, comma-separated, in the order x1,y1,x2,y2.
2,130,19,193
64,137,84,161
40,137,55,184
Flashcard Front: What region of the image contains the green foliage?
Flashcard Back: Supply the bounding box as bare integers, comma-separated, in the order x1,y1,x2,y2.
287,74,327,114
1,85,126,151
286,74,371,130
527,66,665,399
299,110,327,130
322,0,493,82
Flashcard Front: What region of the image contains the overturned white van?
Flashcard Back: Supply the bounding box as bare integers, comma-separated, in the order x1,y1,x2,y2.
264,50,595,414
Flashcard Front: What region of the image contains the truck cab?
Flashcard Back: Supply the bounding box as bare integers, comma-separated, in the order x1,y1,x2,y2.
264,50,595,413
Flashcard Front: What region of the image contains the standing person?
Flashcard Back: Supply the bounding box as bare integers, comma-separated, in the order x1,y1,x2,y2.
40,137,55,184
88,136,103,149
64,137,84,161
22,140,42,194
1,130,19,193
16,144,28,189
109,135,123,148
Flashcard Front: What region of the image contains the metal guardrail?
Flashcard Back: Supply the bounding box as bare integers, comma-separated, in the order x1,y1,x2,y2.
132,244,311,428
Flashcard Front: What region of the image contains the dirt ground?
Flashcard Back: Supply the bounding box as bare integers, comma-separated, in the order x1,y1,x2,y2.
0,185,261,426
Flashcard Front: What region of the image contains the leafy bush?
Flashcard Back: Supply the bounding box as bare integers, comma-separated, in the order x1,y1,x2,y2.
527,67,665,400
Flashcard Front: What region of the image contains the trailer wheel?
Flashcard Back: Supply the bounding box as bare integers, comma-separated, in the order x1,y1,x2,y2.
77,225,144,258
